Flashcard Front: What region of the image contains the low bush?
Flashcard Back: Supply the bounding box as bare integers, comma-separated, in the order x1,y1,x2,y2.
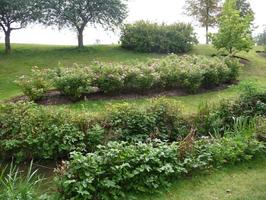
0,98,189,161
120,21,198,53
17,55,241,100
15,67,52,101
55,133,265,200
1,92,265,162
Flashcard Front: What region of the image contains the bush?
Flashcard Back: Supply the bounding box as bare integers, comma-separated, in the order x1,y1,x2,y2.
55,134,265,200
15,67,52,101
17,55,240,99
53,66,96,99
120,21,198,53
0,98,189,161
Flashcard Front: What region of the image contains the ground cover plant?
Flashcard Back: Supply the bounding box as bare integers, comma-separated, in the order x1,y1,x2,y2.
16,54,240,101
120,21,198,53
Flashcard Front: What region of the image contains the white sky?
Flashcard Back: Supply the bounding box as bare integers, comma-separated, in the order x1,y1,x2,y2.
0,0,265,45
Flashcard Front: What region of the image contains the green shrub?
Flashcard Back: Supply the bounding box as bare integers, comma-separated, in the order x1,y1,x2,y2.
0,102,98,161
15,67,52,101
17,55,240,99
120,21,198,53
53,66,95,99
55,134,265,200
106,98,190,141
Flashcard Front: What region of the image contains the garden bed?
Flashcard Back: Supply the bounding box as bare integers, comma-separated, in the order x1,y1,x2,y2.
8,82,237,105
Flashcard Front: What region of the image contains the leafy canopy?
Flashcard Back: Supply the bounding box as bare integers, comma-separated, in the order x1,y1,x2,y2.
211,0,254,54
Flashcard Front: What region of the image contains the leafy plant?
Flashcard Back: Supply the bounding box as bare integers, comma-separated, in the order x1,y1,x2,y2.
0,161,45,200
120,21,198,53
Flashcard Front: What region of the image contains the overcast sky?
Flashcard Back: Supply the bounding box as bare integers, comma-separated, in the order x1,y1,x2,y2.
0,0,265,45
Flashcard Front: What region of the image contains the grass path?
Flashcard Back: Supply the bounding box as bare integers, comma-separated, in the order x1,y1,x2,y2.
136,157,266,200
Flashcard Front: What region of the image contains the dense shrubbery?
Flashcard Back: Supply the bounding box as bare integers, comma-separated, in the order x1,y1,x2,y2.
0,92,265,162
55,134,265,200
16,55,241,100
120,21,198,53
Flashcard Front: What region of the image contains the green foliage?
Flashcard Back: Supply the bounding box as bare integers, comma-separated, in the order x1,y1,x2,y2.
0,0,42,54
107,98,189,141
211,0,254,54
55,133,265,200
42,0,127,48
256,28,266,51
15,67,52,101
53,66,95,99
0,161,45,200
120,21,198,53
17,55,240,99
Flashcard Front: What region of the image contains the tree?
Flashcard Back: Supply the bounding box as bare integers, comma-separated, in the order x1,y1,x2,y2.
256,28,266,51
236,0,254,17
43,0,128,48
0,0,41,54
184,0,221,44
211,0,254,55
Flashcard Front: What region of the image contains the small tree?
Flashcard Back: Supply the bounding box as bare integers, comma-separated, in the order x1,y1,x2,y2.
184,0,221,44
0,0,41,54
211,0,254,55
43,0,128,48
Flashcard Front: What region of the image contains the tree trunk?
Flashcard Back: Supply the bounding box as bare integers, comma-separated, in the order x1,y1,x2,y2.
5,30,11,54
206,25,209,45
77,29,84,48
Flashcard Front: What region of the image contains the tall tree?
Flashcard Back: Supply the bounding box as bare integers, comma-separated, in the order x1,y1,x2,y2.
236,0,254,17
0,0,41,54
43,0,128,48
184,0,221,44
211,0,254,54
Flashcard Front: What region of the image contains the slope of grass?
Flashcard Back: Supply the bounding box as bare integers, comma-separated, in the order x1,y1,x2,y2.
136,157,266,200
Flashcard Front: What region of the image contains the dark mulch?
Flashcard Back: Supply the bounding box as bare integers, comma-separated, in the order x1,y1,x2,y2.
7,82,238,106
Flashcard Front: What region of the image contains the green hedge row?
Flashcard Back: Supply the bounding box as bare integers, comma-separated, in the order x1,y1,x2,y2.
120,21,198,53
16,55,240,101
55,135,265,200
0,92,265,162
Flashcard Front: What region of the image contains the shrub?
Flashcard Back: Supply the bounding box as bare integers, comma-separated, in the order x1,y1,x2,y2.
120,21,198,53
0,102,97,161
106,98,190,141
15,67,52,101
17,55,240,99
55,134,265,200
53,66,96,99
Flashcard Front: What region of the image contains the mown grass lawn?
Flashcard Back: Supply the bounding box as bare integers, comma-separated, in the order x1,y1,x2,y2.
136,157,266,200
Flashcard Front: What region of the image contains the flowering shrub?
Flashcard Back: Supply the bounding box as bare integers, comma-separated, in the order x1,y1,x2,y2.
120,21,198,53
17,55,241,99
15,67,52,101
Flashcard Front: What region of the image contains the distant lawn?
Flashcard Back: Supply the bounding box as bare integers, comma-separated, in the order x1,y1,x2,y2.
0,44,266,114
135,157,266,200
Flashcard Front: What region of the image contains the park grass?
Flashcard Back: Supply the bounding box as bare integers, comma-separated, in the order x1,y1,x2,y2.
135,156,266,200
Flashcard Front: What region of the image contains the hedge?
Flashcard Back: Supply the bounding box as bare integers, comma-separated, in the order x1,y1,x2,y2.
120,21,198,53
0,92,265,162
16,55,241,101
55,135,265,200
